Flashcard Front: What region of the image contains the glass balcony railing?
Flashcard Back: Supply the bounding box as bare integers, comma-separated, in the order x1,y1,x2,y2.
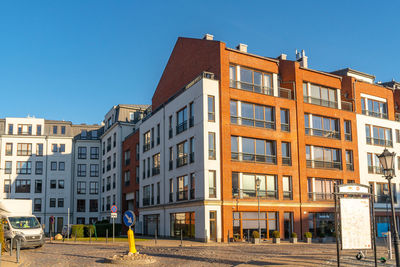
304,96,338,109
231,152,276,164
366,137,392,147
308,192,334,201
231,116,275,130
362,109,388,119
305,128,340,139
232,189,278,200
306,160,342,170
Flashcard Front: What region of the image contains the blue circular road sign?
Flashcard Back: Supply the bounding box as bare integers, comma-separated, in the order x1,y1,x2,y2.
123,210,136,227
111,205,117,213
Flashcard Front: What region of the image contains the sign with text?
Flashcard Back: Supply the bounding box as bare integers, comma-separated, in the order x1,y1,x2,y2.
111,213,117,219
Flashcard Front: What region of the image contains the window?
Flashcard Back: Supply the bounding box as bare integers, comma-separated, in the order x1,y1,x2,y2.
107,156,111,171
17,143,32,156
90,164,99,177
280,109,290,132
51,161,57,171
125,150,131,165
36,143,43,156
36,125,42,136
169,179,174,202
281,142,291,166
362,97,388,119
4,180,11,193
35,180,42,193
8,124,13,134
78,147,87,159
176,141,188,167
59,144,65,152
168,115,173,138
34,199,42,212
59,162,65,171
190,173,195,199
397,130,400,143
367,153,383,174
77,200,85,212
77,182,86,194
230,65,273,95
50,198,56,208
366,125,392,147
344,120,352,141
209,170,216,198
307,177,341,201
304,83,338,108
151,128,154,148
372,182,396,203
52,144,58,152
90,182,99,194
53,126,57,134
237,173,277,199
113,174,116,189
231,136,276,164
169,146,174,170
189,102,194,127
283,176,292,200
345,150,354,171
304,114,340,139
143,185,150,206
208,132,216,160
152,153,160,176
136,143,139,160
91,130,97,139
107,137,111,152
157,182,160,204
77,164,86,177
58,198,64,207
157,124,161,145
17,161,31,174
306,145,342,170
190,137,195,163
176,107,188,134
58,180,64,189
81,130,87,139
5,143,12,156
15,179,30,193
143,131,151,152
35,161,43,175
113,132,116,147
231,100,275,129
177,175,189,201
208,95,215,122
17,124,32,135
90,200,98,212
124,171,130,185
5,161,12,174
136,167,139,183
50,180,57,189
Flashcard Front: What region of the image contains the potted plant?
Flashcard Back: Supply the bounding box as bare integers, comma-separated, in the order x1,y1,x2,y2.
304,232,312,243
290,232,297,243
251,231,260,244
318,232,326,243
272,231,280,244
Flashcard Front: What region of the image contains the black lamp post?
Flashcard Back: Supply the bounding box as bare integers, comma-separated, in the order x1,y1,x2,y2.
378,148,399,266
256,178,261,239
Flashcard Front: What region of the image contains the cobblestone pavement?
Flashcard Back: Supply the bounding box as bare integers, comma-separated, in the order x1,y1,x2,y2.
1,239,397,266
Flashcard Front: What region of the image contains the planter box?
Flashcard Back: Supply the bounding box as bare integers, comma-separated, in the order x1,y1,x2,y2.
305,237,312,244
290,237,297,243
273,237,280,244
252,238,261,244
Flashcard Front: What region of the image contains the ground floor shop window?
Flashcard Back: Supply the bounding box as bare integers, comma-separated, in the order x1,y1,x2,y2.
170,212,195,239
308,212,335,237
232,211,278,240
144,214,159,236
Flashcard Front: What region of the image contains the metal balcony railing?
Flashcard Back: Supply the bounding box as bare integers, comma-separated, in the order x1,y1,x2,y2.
232,189,278,200
305,128,340,139
282,156,292,166
368,166,383,174
152,166,160,176
366,137,393,147
346,163,354,171
177,190,188,201
231,152,276,164
308,192,334,201
341,101,353,112
306,160,342,170
283,191,293,200
176,121,188,135
281,123,290,132
176,155,188,168
230,80,274,96
362,109,388,119
304,96,338,109
231,116,275,130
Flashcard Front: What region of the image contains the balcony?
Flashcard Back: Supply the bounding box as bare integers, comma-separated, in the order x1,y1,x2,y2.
345,133,352,141
231,116,275,130
169,160,173,170
304,96,338,109
368,166,383,174
169,128,173,139
362,109,388,119
143,143,150,152
346,163,354,171
152,166,160,176
306,160,342,170
176,121,188,135
308,192,334,201
366,137,392,147
232,189,278,200
279,87,294,100
305,128,340,139
341,101,353,112
176,155,188,168
177,190,188,201
189,116,194,127
143,198,150,206
281,123,290,132
190,152,194,163
231,152,276,164
230,80,273,96
282,157,292,166
283,191,293,200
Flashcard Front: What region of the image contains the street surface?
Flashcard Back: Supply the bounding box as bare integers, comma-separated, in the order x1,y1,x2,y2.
0,239,396,266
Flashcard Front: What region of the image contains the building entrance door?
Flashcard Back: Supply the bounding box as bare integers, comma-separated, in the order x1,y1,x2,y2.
209,211,217,241
284,212,293,239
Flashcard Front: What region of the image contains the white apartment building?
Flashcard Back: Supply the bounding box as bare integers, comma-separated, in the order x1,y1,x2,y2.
100,105,149,222
0,117,102,233
137,73,222,241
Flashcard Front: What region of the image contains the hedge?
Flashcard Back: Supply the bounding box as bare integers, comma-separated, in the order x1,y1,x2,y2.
71,224,85,238
95,223,122,237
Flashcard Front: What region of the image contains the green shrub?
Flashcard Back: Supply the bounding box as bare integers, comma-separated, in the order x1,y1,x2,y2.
272,231,280,238
318,232,326,238
71,225,84,238
291,232,297,238
252,231,260,238
94,223,122,237
84,225,96,237
304,232,312,238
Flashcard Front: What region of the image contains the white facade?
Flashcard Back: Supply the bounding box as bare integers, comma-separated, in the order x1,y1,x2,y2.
138,74,221,241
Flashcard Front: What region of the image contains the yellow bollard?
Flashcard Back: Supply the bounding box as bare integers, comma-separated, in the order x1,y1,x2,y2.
128,228,137,254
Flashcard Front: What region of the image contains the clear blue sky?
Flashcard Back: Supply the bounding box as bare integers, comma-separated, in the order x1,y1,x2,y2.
1,1,399,124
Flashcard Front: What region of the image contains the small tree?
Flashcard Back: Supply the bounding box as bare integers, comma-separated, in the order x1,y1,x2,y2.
304,232,312,238
252,231,260,239
291,232,297,238
272,231,280,239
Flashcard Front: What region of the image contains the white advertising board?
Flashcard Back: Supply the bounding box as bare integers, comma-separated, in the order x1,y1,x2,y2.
340,198,372,250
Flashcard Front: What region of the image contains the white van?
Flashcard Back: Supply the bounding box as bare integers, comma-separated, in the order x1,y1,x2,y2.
0,200,45,250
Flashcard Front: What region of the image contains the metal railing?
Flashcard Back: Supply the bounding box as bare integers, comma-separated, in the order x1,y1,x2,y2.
345,133,352,141
366,137,393,147
362,109,388,119
189,117,194,127
143,143,150,152
177,190,188,201
346,163,354,171
230,116,275,130
278,87,294,100
304,96,338,109
282,156,292,166
176,121,188,135
176,155,188,168
231,152,276,164
368,166,383,174
305,128,340,139
232,189,278,199
281,123,290,132
283,191,293,200
152,166,160,176
230,80,274,96
308,192,334,201
341,101,353,112
169,160,173,170
190,152,195,163
306,160,342,170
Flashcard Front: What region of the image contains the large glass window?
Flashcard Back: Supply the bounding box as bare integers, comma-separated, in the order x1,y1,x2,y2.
209,170,216,198
305,83,338,108
177,175,189,201
17,161,31,174
306,145,342,170
304,114,340,139
281,142,291,166
208,132,216,160
176,107,188,134
170,212,195,239
17,143,32,156
308,178,341,200
230,100,275,129
176,141,188,168
280,109,290,132
362,97,388,118
366,125,392,147
232,136,276,164
208,96,215,122
230,65,273,95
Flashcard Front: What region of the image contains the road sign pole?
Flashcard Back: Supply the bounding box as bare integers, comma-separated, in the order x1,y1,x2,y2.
112,217,115,243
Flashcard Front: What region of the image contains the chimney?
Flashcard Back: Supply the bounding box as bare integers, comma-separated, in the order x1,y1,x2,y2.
203,33,214,40
236,43,248,53
277,53,287,60
296,49,308,68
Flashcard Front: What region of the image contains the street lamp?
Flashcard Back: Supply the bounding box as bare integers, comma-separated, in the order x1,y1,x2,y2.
256,177,261,239
378,148,399,266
